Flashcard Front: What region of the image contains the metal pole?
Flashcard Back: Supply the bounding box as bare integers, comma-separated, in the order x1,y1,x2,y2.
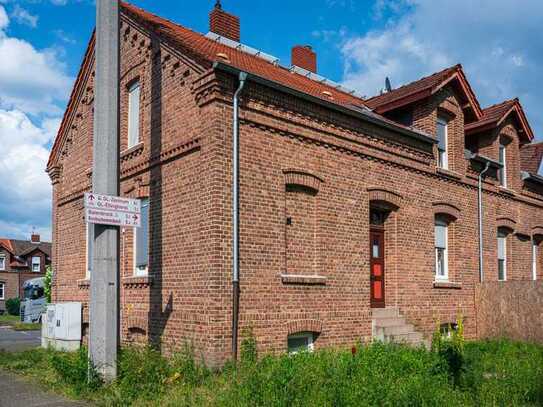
90,0,120,381
232,72,247,362
478,162,490,283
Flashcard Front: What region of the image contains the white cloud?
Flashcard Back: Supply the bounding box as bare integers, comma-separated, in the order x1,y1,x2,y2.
0,5,72,115
11,4,38,28
0,108,58,241
340,0,543,137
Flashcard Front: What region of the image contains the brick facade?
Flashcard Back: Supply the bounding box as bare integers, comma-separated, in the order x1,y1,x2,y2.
47,4,543,366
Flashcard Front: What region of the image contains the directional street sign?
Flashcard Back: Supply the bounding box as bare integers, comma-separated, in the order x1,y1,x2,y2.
84,193,141,227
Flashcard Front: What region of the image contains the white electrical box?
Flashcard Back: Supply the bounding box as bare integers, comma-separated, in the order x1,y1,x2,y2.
42,302,82,351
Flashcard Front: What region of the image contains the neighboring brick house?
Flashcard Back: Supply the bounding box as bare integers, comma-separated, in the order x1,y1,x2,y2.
47,1,543,366
0,234,51,312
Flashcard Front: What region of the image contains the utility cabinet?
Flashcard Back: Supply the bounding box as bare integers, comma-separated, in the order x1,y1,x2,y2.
42,303,82,351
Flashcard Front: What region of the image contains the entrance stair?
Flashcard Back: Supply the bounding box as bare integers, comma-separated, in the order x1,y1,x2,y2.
372,306,430,349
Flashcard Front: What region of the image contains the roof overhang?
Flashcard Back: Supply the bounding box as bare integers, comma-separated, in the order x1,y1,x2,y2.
464,150,503,170
213,61,437,147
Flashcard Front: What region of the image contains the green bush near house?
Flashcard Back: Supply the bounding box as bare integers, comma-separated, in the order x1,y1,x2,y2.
0,339,542,406
5,297,20,316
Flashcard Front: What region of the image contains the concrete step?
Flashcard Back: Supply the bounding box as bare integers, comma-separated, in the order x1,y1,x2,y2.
382,324,414,336
373,317,407,328
371,307,399,319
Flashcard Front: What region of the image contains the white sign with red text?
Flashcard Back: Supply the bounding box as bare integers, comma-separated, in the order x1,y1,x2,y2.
84,193,141,227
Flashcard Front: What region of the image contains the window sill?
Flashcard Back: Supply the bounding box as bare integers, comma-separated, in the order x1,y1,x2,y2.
77,279,90,289
122,276,153,288
436,167,462,180
121,142,144,161
497,186,516,197
281,274,327,285
433,281,462,289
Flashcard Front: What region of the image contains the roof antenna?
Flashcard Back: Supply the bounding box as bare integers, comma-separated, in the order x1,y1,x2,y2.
385,77,392,92
215,0,222,9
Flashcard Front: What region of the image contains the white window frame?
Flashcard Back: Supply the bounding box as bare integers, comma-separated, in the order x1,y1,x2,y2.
134,198,149,277
0,255,5,271
31,256,41,273
287,332,314,354
532,239,538,281
127,81,141,149
499,144,507,187
435,219,449,282
437,117,448,170
0,282,4,300
498,232,507,281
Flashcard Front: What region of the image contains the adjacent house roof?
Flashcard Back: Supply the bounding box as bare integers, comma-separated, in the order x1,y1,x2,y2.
520,142,543,174
365,64,482,119
464,98,534,142
0,239,13,254
0,238,52,268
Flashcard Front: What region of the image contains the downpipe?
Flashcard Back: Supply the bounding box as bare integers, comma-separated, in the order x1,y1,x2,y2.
232,71,248,363
478,162,491,282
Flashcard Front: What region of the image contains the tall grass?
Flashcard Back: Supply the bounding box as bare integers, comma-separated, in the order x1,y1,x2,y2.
1,339,542,406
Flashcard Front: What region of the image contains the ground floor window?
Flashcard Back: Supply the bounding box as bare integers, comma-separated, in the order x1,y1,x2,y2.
134,198,149,276
0,282,4,300
287,332,314,354
435,217,448,281
532,239,538,281
498,230,507,281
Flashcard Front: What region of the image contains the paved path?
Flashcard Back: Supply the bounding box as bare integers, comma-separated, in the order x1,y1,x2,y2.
0,371,86,407
0,327,41,352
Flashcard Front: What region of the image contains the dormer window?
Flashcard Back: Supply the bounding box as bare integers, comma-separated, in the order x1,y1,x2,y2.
127,81,141,149
0,255,5,271
498,143,507,187
32,256,41,273
436,117,448,169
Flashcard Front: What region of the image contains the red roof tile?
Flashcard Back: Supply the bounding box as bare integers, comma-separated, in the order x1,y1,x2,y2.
365,64,482,118
0,239,13,253
520,142,543,174
465,98,534,142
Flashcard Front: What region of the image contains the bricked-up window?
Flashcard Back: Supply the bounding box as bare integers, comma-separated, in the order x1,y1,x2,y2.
0,282,4,300
127,81,141,148
436,117,448,169
287,332,314,354
0,255,5,271
435,217,448,281
31,256,40,273
498,230,507,281
134,198,149,276
86,223,93,279
285,185,317,274
498,143,507,187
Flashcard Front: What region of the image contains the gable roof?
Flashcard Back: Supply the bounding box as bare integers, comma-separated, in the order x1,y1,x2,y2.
0,238,51,259
0,239,13,254
464,98,534,142
365,64,482,119
520,142,543,174
49,2,374,170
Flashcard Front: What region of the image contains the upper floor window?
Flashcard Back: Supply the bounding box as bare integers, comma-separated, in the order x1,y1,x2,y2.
134,198,149,276
86,223,93,279
435,217,448,281
0,255,5,271
436,117,448,169
127,81,141,149
497,230,507,281
32,256,41,273
0,282,4,300
498,143,507,187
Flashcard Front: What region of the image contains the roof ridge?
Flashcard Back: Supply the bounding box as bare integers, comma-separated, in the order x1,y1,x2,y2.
482,99,517,111
366,64,459,102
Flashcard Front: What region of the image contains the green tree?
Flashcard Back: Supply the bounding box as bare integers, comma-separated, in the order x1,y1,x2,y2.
44,265,53,303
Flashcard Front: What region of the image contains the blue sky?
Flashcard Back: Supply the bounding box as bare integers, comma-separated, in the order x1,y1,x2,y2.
0,0,542,241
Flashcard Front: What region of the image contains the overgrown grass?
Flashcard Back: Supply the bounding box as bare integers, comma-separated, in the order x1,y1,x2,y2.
12,322,41,331
0,314,20,326
0,339,542,406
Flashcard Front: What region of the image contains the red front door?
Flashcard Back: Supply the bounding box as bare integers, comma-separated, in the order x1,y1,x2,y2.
370,228,385,308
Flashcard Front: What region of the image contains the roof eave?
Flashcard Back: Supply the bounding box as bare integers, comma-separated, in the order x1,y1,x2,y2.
213,61,436,146
464,150,503,169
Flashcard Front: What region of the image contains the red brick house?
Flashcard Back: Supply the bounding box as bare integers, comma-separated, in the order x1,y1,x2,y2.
47,2,543,365
0,234,51,313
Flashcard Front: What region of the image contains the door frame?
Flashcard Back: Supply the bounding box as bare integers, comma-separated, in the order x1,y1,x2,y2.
370,226,385,308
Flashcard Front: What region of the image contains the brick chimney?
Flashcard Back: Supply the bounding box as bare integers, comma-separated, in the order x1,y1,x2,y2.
31,233,40,243
292,45,317,73
209,0,240,42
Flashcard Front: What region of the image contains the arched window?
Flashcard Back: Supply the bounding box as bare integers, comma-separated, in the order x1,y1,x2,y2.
435,216,449,281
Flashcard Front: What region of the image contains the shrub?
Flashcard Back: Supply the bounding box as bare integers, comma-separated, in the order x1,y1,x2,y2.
5,298,20,316
44,266,53,303
432,314,465,386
